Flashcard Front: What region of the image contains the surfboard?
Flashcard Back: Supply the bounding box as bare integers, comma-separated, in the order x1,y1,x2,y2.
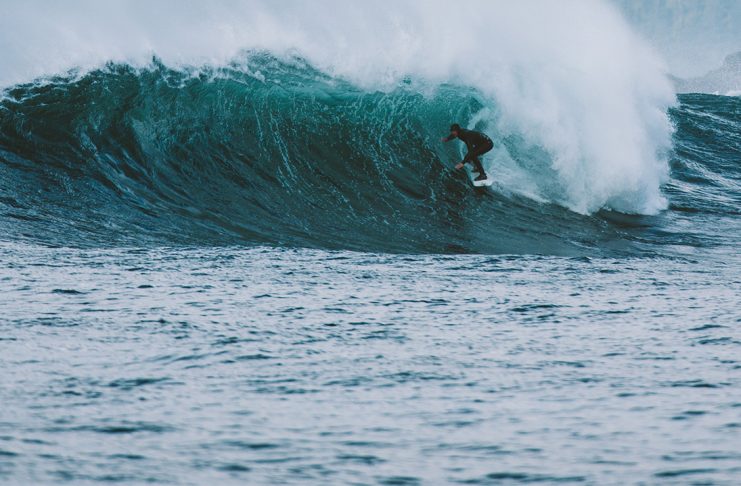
465,166,494,187
472,176,494,187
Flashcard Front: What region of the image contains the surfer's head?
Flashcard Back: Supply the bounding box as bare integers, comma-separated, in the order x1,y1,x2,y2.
450,123,461,136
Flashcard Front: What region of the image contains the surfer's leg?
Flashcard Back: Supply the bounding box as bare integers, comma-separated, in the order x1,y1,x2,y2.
470,141,493,179
470,156,485,175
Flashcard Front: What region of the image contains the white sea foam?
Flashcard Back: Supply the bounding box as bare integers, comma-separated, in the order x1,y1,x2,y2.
0,0,677,214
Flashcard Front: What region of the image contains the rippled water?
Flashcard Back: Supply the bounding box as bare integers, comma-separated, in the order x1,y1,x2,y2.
1,243,739,484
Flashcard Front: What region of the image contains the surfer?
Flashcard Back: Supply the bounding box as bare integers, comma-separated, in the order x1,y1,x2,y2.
442,124,493,182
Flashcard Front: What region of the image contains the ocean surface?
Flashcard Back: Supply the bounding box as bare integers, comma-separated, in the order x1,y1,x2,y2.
1,1,740,484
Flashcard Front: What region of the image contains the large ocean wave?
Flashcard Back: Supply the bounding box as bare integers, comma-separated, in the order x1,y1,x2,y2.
0,1,737,255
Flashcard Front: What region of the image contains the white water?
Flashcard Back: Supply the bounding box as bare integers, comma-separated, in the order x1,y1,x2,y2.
0,0,676,214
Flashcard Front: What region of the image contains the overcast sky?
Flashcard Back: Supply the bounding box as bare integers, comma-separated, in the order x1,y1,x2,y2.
613,0,741,77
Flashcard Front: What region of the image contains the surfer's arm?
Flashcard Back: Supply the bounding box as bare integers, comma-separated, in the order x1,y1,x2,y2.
455,155,471,170
455,152,473,170
441,134,457,142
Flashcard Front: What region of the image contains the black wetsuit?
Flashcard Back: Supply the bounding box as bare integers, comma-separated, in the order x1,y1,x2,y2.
445,128,494,177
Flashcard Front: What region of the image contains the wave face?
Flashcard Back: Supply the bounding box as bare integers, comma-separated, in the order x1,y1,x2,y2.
1,0,732,255
0,59,594,254
1,60,738,256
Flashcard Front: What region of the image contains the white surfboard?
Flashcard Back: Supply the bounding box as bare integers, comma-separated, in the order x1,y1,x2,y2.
472,176,494,187
465,166,494,187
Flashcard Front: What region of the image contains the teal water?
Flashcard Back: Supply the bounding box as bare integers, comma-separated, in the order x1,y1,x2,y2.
5,61,737,255
0,59,740,484
1,244,739,484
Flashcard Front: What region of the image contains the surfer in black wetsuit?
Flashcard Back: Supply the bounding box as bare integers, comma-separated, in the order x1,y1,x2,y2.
442,124,493,182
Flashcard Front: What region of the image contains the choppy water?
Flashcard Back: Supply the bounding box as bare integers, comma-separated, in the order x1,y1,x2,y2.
1,3,740,483
1,244,739,484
